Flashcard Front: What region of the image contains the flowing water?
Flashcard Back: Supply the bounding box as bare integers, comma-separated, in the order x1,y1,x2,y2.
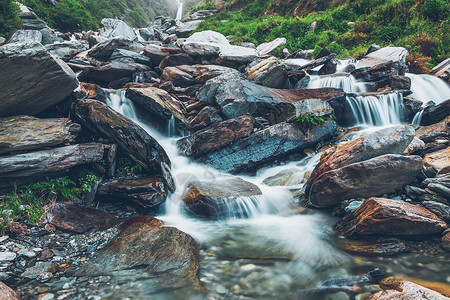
306,73,367,93
176,0,183,21
406,73,450,105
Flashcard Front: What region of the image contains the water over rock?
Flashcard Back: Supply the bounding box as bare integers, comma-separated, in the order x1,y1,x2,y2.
338,238,409,256
334,197,447,237
182,177,262,219
308,154,423,207
177,115,255,157
0,42,79,118
76,216,202,291
0,282,20,300
0,116,81,155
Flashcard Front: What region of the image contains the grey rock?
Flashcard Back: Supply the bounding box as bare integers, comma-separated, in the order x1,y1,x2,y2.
219,44,258,63
45,41,87,61
175,20,203,38
89,36,142,60
8,30,42,43
422,201,450,221
185,30,229,45
139,27,155,41
100,18,137,41
182,42,220,56
110,49,151,65
22,18,47,30
21,262,53,279
0,252,16,261
256,37,286,56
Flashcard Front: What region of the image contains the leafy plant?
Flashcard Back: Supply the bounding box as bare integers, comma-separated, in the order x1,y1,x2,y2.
79,173,102,193
118,157,144,176
31,176,79,200
293,114,328,129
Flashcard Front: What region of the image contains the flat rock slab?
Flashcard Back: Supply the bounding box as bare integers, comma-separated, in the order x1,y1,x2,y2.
338,238,409,256
47,202,120,233
0,42,79,117
0,116,81,155
308,154,423,207
334,197,447,237
0,282,20,300
98,177,167,209
424,147,450,174
77,216,202,291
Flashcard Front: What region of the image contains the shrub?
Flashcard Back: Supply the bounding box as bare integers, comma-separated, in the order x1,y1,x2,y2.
0,0,21,37
374,26,403,43
420,0,449,21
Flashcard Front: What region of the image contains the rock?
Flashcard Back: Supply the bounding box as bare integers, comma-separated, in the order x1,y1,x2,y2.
185,30,229,45
198,120,339,174
424,147,450,174
160,66,195,87
177,115,255,157
182,178,262,218
239,42,256,49
0,42,79,118
182,42,220,56
78,82,107,101
0,116,81,155
421,99,450,126
190,106,223,130
22,18,47,30
47,202,120,233
139,27,155,41
416,115,450,139
40,27,62,44
256,38,286,56
287,54,336,72
431,57,450,84
45,41,88,61
78,60,144,86
0,282,20,300
77,216,202,290
356,46,408,76
143,44,182,65
0,143,104,189
404,136,425,155
160,64,237,87
100,18,137,41
334,197,447,237
175,20,203,38
219,44,258,63
0,252,16,261
71,99,174,191
159,53,195,69
110,49,151,66
442,232,450,251
338,238,409,256
183,9,216,22
308,155,423,207
422,201,450,221
287,49,314,59
0,37,5,46
21,261,53,279
89,37,142,60
191,64,238,83
8,29,42,43
247,57,288,88
369,277,449,300
305,125,415,192
263,169,305,187
352,61,397,82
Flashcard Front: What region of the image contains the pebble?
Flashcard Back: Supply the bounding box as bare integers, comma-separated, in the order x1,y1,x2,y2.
37,293,55,300
240,264,256,271
215,284,227,294
0,251,16,261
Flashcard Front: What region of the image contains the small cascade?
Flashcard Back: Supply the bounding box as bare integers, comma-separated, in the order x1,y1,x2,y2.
346,92,405,126
307,74,367,93
412,110,424,126
175,0,183,21
406,73,450,105
335,58,356,73
167,115,176,137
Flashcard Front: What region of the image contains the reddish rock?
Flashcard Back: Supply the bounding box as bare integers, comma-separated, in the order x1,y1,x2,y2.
161,66,195,87
334,197,447,237
308,154,423,207
0,282,20,300
338,238,409,256
442,231,450,252
143,44,182,65
98,177,167,209
424,147,450,175
177,115,255,157
189,106,223,130
47,202,120,233
416,115,450,139
78,82,107,101
369,277,449,300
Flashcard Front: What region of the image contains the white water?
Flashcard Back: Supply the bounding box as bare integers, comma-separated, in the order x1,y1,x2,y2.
175,0,183,21
406,73,450,105
412,110,424,126
307,73,367,93
346,92,405,126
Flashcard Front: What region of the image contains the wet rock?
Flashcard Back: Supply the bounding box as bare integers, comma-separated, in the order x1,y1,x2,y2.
403,97,423,121
0,143,104,189
8,29,42,43
219,44,258,63
198,120,339,174
306,125,414,191
442,232,450,251
246,57,288,88
355,46,408,77
309,155,423,207
287,49,314,59
422,201,450,221
0,116,81,155
139,27,155,41
0,282,20,300
182,177,262,219
110,49,151,66
100,18,137,41
0,252,16,261
182,42,220,56
287,54,336,72
416,115,450,140
77,216,202,290
338,238,409,256
177,115,255,157
78,82,107,102
21,261,53,279
431,57,450,84
352,61,397,82
161,65,195,87
45,41,88,61
47,202,120,233
263,169,305,187
98,177,167,209
189,106,223,130
404,136,425,155
175,20,203,38
421,99,450,126
159,53,195,69
40,27,62,44
256,38,286,56
369,277,449,300
72,99,174,191
161,64,237,88
0,42,79,118
22,18,47,30
424,147,450,174
334,197,447,237
88,37,142,60
78,61,148,86
143,44,182,65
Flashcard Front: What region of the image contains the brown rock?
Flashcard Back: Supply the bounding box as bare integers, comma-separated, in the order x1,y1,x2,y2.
189,106,223,130
334,197,447,237
431,57,450,84
78,82,107,101
0,282,20,300
424,147,450,175
442,231,450,252
338,238,409,256
143,44,182,64
421,99,450,126
416,115,450,139
177,115,255,157
98,177,167,209
161,66,195,87
369,277,449,300
47,202,120,233
0,116,81,155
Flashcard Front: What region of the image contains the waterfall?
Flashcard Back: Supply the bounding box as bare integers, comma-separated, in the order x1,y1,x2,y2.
411,110,424,126
176,0,183,21
406,73,450,105
346,92,405,126
306,74,367,93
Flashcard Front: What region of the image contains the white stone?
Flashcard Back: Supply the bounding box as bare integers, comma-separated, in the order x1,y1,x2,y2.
0,236,8,243
256,37,286,56
100,18,137,41
240,264,256,271
219,45,258,63
186,30,230,45
0,252,16,261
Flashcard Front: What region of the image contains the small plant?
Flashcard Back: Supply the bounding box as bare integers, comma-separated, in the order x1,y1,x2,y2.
31,177,79,200
293,114,329,129
118,157,144,176
79,173,102,193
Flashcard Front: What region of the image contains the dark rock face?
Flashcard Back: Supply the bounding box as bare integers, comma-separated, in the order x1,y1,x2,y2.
78,61,148,86
45,41,88,61
354,46,408,78
334,197,447,237
71,98,174,191
338,238,409,256
247,57,288,89
177,115,255,157
198,119,339,174
0,42,79,118
143,44,182,65
431,57,450,84
88,37,141,60
182,178,262,219
98,177,167,209
308,154,423,207
0,143,104,189
0,116,81,155
47,202,120,233
0,282,20,300
78,216,202,291
421,99,450,126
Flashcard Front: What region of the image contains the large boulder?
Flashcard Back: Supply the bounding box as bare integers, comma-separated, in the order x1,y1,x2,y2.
100,18,137,41
218,44,258,63
8,29,42,43
72,99,174,191
305,125,415,193
182,177,262,219
0,282,20,300
143,44,182,65
110,48,151,65
420,99,450,126
77,216,202,291
0,42,79,118
185,30,229,45
182,42,220,56
88,37,142,60
369,277,449,300
246,57,288,89
198,119,339,174
0,143,104,189
0,116,81,155
256,38,286,56
175,20,203,38
334,197,447,237
308,154,423,207
78,60,147,86
177,115,255,157
424,147,450,174
161,64,238,87
45,41,88,61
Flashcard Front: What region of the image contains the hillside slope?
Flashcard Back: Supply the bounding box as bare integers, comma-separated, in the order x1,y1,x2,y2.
195,0,449,68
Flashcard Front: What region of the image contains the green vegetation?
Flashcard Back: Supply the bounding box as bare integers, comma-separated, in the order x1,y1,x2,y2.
185,0,215,14
293,114,334,129
195,0,449,66
0,0,21,37
118,157,144,176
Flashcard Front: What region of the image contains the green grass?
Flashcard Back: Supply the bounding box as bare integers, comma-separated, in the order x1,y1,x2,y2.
194,0,449,66
0,0,21,37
